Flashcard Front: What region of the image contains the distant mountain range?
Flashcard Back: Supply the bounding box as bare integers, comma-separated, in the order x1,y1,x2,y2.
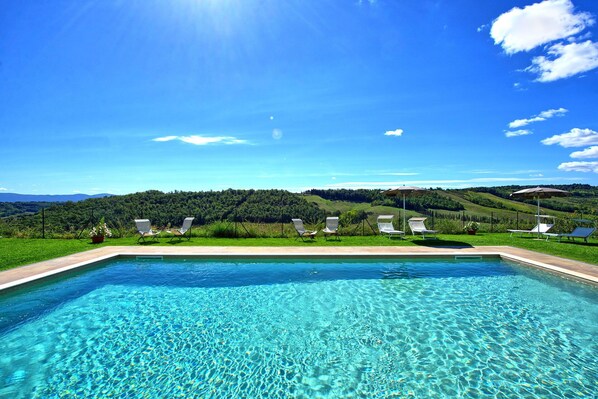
0,193,113,203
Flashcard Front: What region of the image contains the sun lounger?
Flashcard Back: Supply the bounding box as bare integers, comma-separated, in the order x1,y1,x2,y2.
508,223,553,237
169,217,194,241
135,219,161,243
323,217,340,240
408,217,438,239
292,218,317,241
544,226,596,243
377,215,405,238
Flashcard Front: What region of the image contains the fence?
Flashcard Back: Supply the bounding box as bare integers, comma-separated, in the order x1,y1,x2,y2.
1,206,595,239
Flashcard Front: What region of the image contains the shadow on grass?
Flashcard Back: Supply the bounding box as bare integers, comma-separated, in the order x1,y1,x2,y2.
136,240,164,246
549,240,598,248
509,235,598,247
410,238,474,249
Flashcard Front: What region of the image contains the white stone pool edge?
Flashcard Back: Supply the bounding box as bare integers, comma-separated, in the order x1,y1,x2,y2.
1,246,597,292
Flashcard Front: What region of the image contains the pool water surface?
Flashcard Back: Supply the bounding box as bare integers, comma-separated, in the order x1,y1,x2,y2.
0,257,597,398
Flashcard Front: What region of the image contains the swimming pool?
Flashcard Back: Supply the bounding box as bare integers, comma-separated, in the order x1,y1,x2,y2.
1,257,597,398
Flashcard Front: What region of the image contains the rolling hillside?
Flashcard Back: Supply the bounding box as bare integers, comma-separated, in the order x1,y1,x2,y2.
1,185,596,238
303,185,598,232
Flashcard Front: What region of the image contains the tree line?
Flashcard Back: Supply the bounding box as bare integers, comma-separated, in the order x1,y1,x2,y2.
0,189,325,236
304,188,465,211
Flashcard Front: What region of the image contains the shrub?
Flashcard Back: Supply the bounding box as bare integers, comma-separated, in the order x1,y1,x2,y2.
209,222,236,238
432,218,462,234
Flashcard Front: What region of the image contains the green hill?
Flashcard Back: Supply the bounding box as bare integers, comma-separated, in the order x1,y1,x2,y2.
303,185,597,233
1,185,596,238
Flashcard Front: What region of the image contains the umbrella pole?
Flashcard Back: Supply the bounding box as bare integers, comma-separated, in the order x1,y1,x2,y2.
403,194,406,233
537,196,541,239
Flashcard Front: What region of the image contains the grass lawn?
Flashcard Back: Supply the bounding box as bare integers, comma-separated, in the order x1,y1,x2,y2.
1,233,596,272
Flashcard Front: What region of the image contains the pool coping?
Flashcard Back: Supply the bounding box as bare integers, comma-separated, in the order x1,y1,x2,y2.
1,246,597,291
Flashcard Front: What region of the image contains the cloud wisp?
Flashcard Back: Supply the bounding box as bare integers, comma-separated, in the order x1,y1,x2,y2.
153,135,248,146
508,107,568,128
384,129,404,137
505,129,533,138
558,161,598,172
323,175,581,190
379,172,419,176
490,0,598,82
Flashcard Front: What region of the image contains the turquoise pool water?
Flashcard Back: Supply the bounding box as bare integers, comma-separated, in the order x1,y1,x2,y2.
0,257,597,398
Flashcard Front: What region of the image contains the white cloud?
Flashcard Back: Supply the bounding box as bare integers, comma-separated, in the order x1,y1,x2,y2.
526,40,598,82
509,107,567,128
469,169,543,175
558,161,598,172
379,172,419,176
0,187,7,191
570,146,598,158
152,135,248,146
509,117,543,128
505,129,533,138
272,129,283,140
490,0,594,54
153,136,178,142
323,176,581,190
541,128,598,147
538,107,568,119
384,129,404,137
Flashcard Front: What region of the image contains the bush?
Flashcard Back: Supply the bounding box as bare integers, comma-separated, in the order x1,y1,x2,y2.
431,218,462,234
340,210,368,225
209,222,236,238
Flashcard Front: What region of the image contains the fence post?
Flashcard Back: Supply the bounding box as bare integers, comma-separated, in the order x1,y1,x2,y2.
516,211,519,230
362,219,365,236
491,212,494,233
42,207,45,239
461,210,464,229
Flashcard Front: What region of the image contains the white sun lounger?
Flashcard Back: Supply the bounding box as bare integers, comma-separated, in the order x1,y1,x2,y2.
377,215,405,238
135,219,161,243
508,223,553,237
169,217,194,241
292,218,317,241
408,217,438,239
323,217,340,240
544,226,595,243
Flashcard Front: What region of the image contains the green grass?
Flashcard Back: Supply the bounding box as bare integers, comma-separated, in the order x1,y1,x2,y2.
0,239,97,271
1,233,596,272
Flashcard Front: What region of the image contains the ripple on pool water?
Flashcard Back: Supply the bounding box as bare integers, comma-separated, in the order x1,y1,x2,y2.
0,259,597,398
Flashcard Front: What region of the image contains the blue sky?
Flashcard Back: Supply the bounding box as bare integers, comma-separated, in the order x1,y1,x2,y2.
1,0,597,195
